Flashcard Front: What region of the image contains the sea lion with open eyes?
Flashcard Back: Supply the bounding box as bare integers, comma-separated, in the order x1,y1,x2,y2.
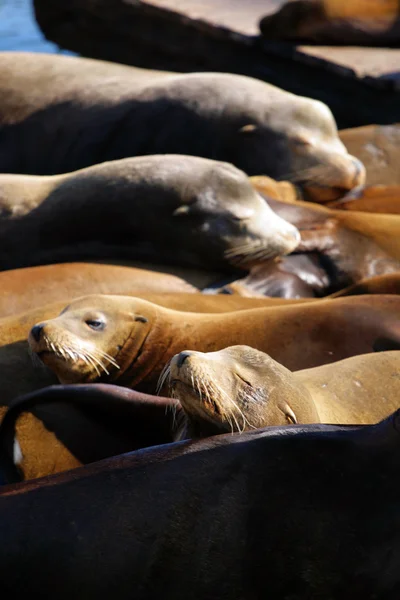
0,294,316,409
0,52,364,200
0,154,299,272
27,294,400,395
168,345,400,439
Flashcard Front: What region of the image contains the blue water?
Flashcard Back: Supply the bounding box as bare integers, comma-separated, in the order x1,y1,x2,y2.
0,0,75,53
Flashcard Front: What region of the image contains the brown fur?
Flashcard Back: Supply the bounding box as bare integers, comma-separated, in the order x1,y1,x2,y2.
26,294,400,395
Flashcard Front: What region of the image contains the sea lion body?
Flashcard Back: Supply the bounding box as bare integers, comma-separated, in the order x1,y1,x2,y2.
0,52,364,197
241,182,400,298
1,415,400,599
169,346,400,437
0,155,300,271
0,384,179,483
27,294,400,393
259,0,400,45
0,293,313,407
0,263,199,318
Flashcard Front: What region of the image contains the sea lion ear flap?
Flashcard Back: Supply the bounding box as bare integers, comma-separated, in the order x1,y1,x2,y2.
283,403,298,425
238,124,258,134
173,205,190,217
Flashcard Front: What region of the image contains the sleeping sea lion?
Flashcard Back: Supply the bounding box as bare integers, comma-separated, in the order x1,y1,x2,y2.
1,414,400,599
0,155,300,271
167,345,400,439
231,190,400,297
27,294,400,394
0,52,364,199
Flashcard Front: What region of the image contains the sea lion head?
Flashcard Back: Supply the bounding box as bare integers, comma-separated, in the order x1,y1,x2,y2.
166,345,320,438
28,295,153,384
167,157,300,268
212,76,366,201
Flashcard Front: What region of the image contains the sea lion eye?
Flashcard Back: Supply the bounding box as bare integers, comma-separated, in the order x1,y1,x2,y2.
85,319,105,331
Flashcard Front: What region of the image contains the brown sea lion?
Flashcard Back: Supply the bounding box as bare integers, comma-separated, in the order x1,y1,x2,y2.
0,263,199,318
327,185,400,214
0,293,317,409
0,52,364,199
340,124,400,186
27,294,400,395
0,384,179,483
330,273,400,297
232,191,400,297
259,0,400,46
168,345,400,439
1,414,400,599
0,155,300,272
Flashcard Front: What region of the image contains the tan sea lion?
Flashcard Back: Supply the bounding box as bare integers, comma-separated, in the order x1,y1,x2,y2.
1,414,399,598
0,295,315,411
0,155,300,271
27,294,400,395
259,0,400,46
0,52,364,199
168,345,400,439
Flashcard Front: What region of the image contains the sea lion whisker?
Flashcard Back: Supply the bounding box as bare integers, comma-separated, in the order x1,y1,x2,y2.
83,350,111,375
156,362,171,395
82,354,102,377
90,348,120,370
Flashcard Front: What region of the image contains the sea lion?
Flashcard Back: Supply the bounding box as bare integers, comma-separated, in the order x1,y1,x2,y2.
168,345,400,439
329,273,400,297
0,294,315,407
0,155,300,272
0,52,365,199
327,185,400,214
0,384,179,483
0,263,199,318
27,294,400,394
339,124,400,186
259,0,400,46
1,414,400,599
239,192,400,297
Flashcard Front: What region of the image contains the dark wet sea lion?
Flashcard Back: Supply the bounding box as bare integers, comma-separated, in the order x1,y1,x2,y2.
1,413,400,599
168,345,400,439
27,294,400,394
0,52,364,198
259,0,400,45
0,384,179,483
0,155,300,271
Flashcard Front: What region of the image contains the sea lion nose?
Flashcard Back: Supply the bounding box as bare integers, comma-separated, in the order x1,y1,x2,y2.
176,351,191,368
30,324,44,342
